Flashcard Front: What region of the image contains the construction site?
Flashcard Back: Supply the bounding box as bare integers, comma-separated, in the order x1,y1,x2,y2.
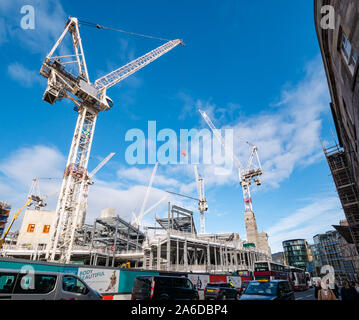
0,17,272,274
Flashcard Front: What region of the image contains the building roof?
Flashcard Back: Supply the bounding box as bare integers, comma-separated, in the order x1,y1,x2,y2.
332,225,354,244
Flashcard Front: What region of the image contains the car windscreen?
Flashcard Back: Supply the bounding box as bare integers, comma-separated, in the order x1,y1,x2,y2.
244,282,277,296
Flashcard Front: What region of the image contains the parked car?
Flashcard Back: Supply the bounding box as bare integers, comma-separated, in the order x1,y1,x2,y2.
204,282,240,300
131,275,199,300
239,280,251,295
0,269,102,300
240,280,295,300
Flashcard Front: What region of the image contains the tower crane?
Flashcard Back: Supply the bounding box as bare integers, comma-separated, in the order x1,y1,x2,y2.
131,162,169,229
28,152,115,227
40,17,183,263
198,109,263,242
193,165,208,234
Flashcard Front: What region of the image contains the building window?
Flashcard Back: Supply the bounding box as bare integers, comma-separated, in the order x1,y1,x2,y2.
43,225,50,234
27,224,35,233
341,31,358,75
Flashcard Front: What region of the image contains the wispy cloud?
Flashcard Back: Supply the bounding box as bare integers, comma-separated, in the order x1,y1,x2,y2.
0,0,67,54
267,196,344,252
175,56,330,190
7,62,43,87
0,145,174,231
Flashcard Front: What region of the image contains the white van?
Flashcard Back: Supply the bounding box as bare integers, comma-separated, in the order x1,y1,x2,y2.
0,268,102,300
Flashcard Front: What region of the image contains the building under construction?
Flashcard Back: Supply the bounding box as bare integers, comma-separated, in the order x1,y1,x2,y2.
0,204,271,272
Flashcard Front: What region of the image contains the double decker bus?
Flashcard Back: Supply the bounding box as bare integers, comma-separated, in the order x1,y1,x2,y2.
253,261,290,281
289,266,307,291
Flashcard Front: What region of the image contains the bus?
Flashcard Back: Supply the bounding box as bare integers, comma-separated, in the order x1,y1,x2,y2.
289,266,307,291
253,261,290,281
231,270,253,281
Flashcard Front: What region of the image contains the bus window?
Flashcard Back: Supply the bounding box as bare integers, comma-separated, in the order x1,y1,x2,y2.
254,263,269,272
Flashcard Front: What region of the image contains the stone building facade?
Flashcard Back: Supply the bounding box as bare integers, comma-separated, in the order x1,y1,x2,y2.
315,0,359,252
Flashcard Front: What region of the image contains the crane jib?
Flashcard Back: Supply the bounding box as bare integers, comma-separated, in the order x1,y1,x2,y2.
94,39,182,91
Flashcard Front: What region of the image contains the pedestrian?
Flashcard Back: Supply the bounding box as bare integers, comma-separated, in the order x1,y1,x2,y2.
355,282,359,295
314,280,321,300
329,280,340,299
340,280,359,301
318,280,338,301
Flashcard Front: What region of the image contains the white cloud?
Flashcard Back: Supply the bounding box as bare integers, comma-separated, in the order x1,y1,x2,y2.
116,166,179,188
0,145,176,231
0,145,65,186
0,0,67,54
267,196,345,252
175,56,330,190
7,62,43,87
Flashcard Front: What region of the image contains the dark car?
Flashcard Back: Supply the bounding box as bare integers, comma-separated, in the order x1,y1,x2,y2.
131,275,199,300
239,280,251,295
204,282,240,300
240,280,295,300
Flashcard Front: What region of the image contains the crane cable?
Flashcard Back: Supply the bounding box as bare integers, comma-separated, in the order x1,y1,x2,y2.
78,19,172,42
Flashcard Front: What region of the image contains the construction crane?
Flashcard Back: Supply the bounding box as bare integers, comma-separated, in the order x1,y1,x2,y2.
131,162,168,229
77,152,115,227
40,17,183,263
165,174,208,234
28,152,115,227
0,196,44,249
198,109,262,215
193,165,208,234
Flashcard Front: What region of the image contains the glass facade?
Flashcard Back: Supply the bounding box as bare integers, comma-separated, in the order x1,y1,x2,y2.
311,231,345,279
282,239,309,270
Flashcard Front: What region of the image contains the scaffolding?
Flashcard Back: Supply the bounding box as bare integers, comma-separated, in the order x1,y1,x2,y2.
323,143,359,253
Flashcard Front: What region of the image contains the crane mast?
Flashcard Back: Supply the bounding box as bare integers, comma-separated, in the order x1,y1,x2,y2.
198,109,262,214
193,165,208,234
40,17,182,263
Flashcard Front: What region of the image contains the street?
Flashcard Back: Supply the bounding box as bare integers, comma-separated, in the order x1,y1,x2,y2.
294,288,316,300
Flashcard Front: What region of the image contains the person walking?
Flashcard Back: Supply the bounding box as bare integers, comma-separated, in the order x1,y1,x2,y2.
355,282,359,295
318,279,338,300
340,280,359,301
314,280,321,300
330,280,340,299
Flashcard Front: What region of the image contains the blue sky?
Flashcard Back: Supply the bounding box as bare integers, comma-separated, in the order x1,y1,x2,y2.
0,0,345,253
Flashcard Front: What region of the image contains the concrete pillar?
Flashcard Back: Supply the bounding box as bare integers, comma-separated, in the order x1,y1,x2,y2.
167,232,171,271
229,249,234,271
214,246,218,271
225,245,229,271
207,242,211,272
234,251,238,270
220,245,223,272
184,238,188,272
194,247,198,265
157,241,161,270
149,248,153,269
176,238,179,271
